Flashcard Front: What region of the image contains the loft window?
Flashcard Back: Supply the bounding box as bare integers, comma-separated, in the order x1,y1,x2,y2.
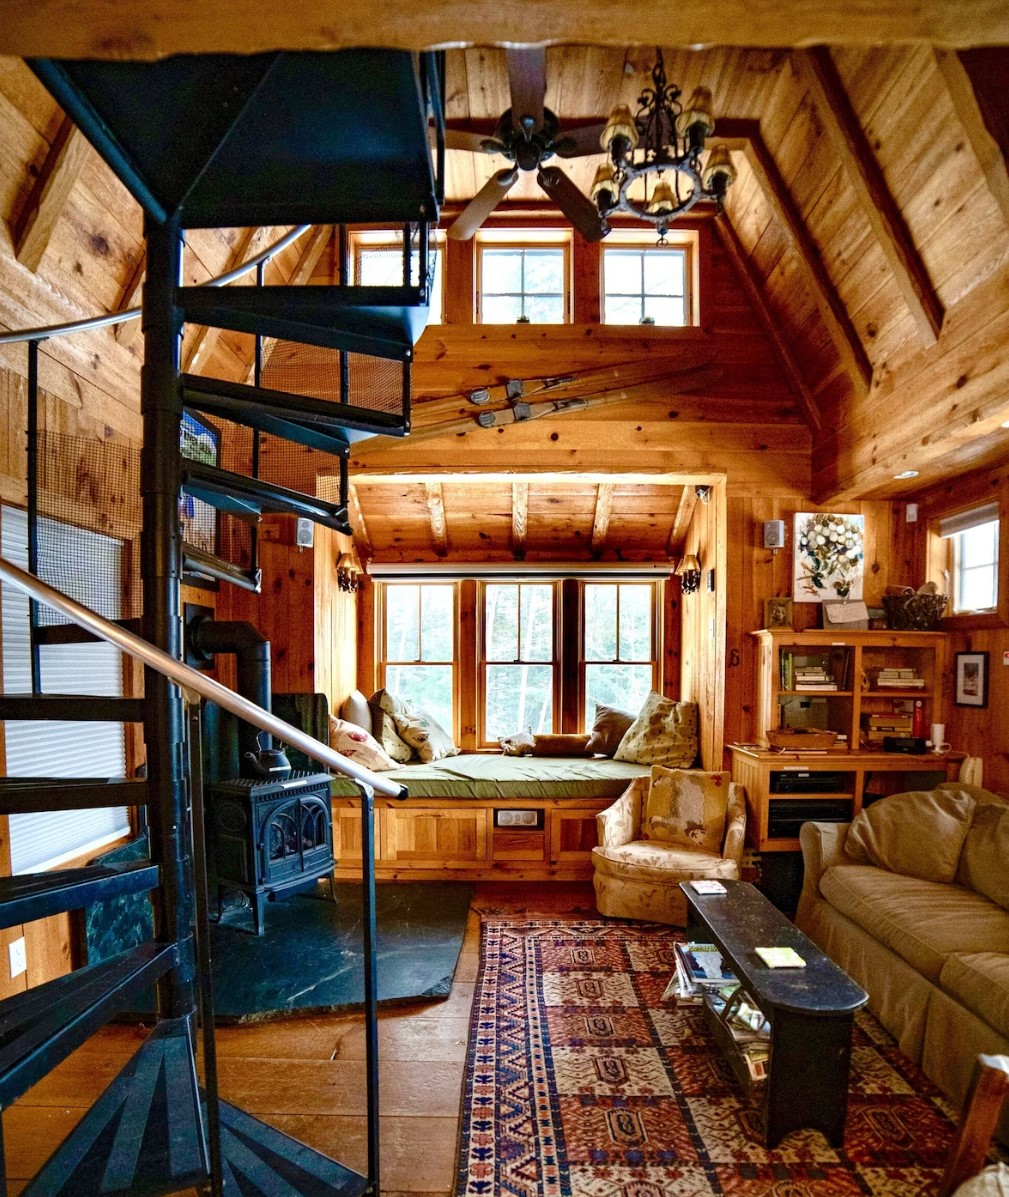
351,229,444,324
482,582,556,740
582,582,657,726
940,503,1000,613
379,583,455,733
477,231,570,324
602,243,689,326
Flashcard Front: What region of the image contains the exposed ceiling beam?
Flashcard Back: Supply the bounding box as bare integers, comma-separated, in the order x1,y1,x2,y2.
797,48,943,346
666,487,698,558
347,483,373,560
3,4,1006,59
425,482,449,557
114,252,146,346
13,117,90,273
511,481,528,560
715,215,820,431
183,226,270,374
718,118,874,394
590,483,614,557
243,225,332,383
935,50,1009,231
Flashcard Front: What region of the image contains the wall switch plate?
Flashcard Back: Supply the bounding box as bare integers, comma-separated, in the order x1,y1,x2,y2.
906,503,918,523
8,936,26,979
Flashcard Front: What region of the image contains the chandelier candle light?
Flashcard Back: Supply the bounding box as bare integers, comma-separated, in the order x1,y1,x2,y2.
591,50,737,240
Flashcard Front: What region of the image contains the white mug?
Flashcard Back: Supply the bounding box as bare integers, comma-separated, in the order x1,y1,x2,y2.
930,723,950,753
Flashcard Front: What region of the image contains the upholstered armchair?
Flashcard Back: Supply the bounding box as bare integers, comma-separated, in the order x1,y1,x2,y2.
592,775,747,926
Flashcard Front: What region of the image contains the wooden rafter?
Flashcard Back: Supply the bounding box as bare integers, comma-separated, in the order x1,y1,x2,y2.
347,483,373,560
114,252,146,346
511,481,528,560
715,215,819,430
797,48,943,345
425,482,449,557
183,227,269,375
718,119,873,394
935,50,1009,230
590,483,614,557
13,117,90,272
666,487,698,558
243,225,332,383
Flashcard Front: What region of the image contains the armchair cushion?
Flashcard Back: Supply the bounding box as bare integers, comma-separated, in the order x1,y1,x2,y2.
593,840,740,884
613,692,698,767
643,767,729,852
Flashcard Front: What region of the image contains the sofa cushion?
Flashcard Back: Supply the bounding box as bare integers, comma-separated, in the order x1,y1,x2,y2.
591,840,739,884
844,788,975,882
939,952,1009,1042
819,864,1009,983
585,703,635,756
368,690,414,764
643,767,728,852
341,689,373,735
938,781,1009,808
613,693,699,767
380,691,459,763
957,802,1009,910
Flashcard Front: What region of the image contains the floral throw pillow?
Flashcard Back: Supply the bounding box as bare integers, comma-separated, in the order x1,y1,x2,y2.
380,690,459,764
613,692,699,767
367,689,415,764
328,716,399,772
644,766,730,852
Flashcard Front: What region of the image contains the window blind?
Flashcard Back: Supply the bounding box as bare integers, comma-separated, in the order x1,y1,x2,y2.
939,502,999,539
1,506,130,874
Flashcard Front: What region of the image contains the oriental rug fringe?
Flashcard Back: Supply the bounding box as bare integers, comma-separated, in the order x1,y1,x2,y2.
454,918,958,1197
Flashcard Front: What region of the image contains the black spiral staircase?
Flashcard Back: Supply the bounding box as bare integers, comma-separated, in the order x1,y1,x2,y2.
0,49,443,1196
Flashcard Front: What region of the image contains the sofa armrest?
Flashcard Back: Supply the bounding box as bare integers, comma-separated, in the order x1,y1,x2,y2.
798,820,850,902
722,783,747,868
597,777,647,849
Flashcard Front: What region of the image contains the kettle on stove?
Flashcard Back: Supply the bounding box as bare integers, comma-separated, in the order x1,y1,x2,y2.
243,732,293,782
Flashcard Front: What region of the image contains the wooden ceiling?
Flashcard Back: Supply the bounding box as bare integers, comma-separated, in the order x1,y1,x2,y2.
350,474,696,563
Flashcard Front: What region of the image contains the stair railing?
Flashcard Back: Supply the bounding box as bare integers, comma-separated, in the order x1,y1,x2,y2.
0,553,404,1194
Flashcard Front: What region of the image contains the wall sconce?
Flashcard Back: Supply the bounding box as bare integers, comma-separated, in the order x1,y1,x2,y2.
337,552,363,594
675,553,702,595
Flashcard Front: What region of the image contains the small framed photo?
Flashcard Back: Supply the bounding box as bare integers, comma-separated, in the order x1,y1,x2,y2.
955,651,989,708
764,597,793,630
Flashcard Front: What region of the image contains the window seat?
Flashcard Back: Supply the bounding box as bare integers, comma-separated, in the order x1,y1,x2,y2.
331,755,650,881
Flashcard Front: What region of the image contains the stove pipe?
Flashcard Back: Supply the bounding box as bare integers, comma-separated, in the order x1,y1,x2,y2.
191,618,272,759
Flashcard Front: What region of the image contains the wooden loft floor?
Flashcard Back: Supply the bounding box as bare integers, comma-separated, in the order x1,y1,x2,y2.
3,884,596,1197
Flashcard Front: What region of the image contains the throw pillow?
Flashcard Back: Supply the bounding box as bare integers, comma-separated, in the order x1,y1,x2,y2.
500,729,535,756
340,689,373,736
328,715,398,772
845,788,976,883
585,703,635,756
367,689,415,764
956,801,1009,910
613,693,699,767
380,690,459,764
532,733,592,758
643,766,729,852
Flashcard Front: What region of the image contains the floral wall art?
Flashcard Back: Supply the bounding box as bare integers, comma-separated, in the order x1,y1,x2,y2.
793,512,865,602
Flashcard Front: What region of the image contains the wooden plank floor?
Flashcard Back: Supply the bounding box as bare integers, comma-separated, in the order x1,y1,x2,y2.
3,882,597,1197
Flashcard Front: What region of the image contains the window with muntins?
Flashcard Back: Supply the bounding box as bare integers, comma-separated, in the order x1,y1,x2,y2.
582,582,657,727
602,245,688,326
482,582,556,740
379,583,455,733
478,245,568,324
352,230,444,323
940,503,1000,614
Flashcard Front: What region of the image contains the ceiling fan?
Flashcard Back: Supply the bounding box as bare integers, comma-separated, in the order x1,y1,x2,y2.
445,48,608,242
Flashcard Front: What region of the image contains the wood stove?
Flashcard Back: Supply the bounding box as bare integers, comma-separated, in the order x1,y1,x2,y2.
207,770,334,935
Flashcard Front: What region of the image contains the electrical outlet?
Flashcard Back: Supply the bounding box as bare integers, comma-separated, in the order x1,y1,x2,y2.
8,936,26,979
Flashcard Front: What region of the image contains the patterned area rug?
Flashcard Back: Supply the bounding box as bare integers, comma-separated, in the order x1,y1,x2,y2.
455,918,959,1196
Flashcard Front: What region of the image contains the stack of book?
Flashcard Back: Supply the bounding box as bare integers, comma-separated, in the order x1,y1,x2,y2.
875,667,924,689
706,987,771,1084
793,666,837,691
862,712,914,744
665,941,737,1004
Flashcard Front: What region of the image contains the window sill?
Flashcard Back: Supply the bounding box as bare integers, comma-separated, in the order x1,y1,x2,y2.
939,609,1007,632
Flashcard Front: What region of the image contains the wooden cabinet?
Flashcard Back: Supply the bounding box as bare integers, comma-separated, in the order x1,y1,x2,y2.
736,629,962,853
382,807,489,867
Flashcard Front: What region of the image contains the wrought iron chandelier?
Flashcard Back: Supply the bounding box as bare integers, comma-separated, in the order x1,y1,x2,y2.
590,51,737,240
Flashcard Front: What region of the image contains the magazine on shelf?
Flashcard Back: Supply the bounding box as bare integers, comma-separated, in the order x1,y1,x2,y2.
675,941,737,988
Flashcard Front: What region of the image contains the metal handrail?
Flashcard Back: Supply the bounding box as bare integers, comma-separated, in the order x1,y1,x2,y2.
0,555,408,801
0,224,310,346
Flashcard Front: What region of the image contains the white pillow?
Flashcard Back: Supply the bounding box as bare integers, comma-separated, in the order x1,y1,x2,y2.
328,716,399,772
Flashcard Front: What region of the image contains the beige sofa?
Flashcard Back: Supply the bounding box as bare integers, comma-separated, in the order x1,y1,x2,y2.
796,783,1009,1141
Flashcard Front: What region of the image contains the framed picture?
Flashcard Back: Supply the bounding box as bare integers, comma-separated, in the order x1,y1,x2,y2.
793,512,865,603
764,597,793,630
955,651,989,708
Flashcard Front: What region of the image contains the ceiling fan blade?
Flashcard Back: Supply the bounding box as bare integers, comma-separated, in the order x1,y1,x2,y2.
552,122,609,158
445,129,506,154
507,47,546,133
447,169,519,240
537,167,607,243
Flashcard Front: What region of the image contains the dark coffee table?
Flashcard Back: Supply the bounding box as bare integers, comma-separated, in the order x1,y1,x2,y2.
680,879,868,1148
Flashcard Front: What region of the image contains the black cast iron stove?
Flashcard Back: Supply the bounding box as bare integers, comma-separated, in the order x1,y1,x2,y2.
208,770,334,935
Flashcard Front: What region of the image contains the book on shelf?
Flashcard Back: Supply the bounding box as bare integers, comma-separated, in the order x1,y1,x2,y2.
674,942,737,989
795,683,838,691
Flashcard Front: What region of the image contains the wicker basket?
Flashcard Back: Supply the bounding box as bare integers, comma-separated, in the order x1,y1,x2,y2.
882,590,947,631
766,728,839,751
